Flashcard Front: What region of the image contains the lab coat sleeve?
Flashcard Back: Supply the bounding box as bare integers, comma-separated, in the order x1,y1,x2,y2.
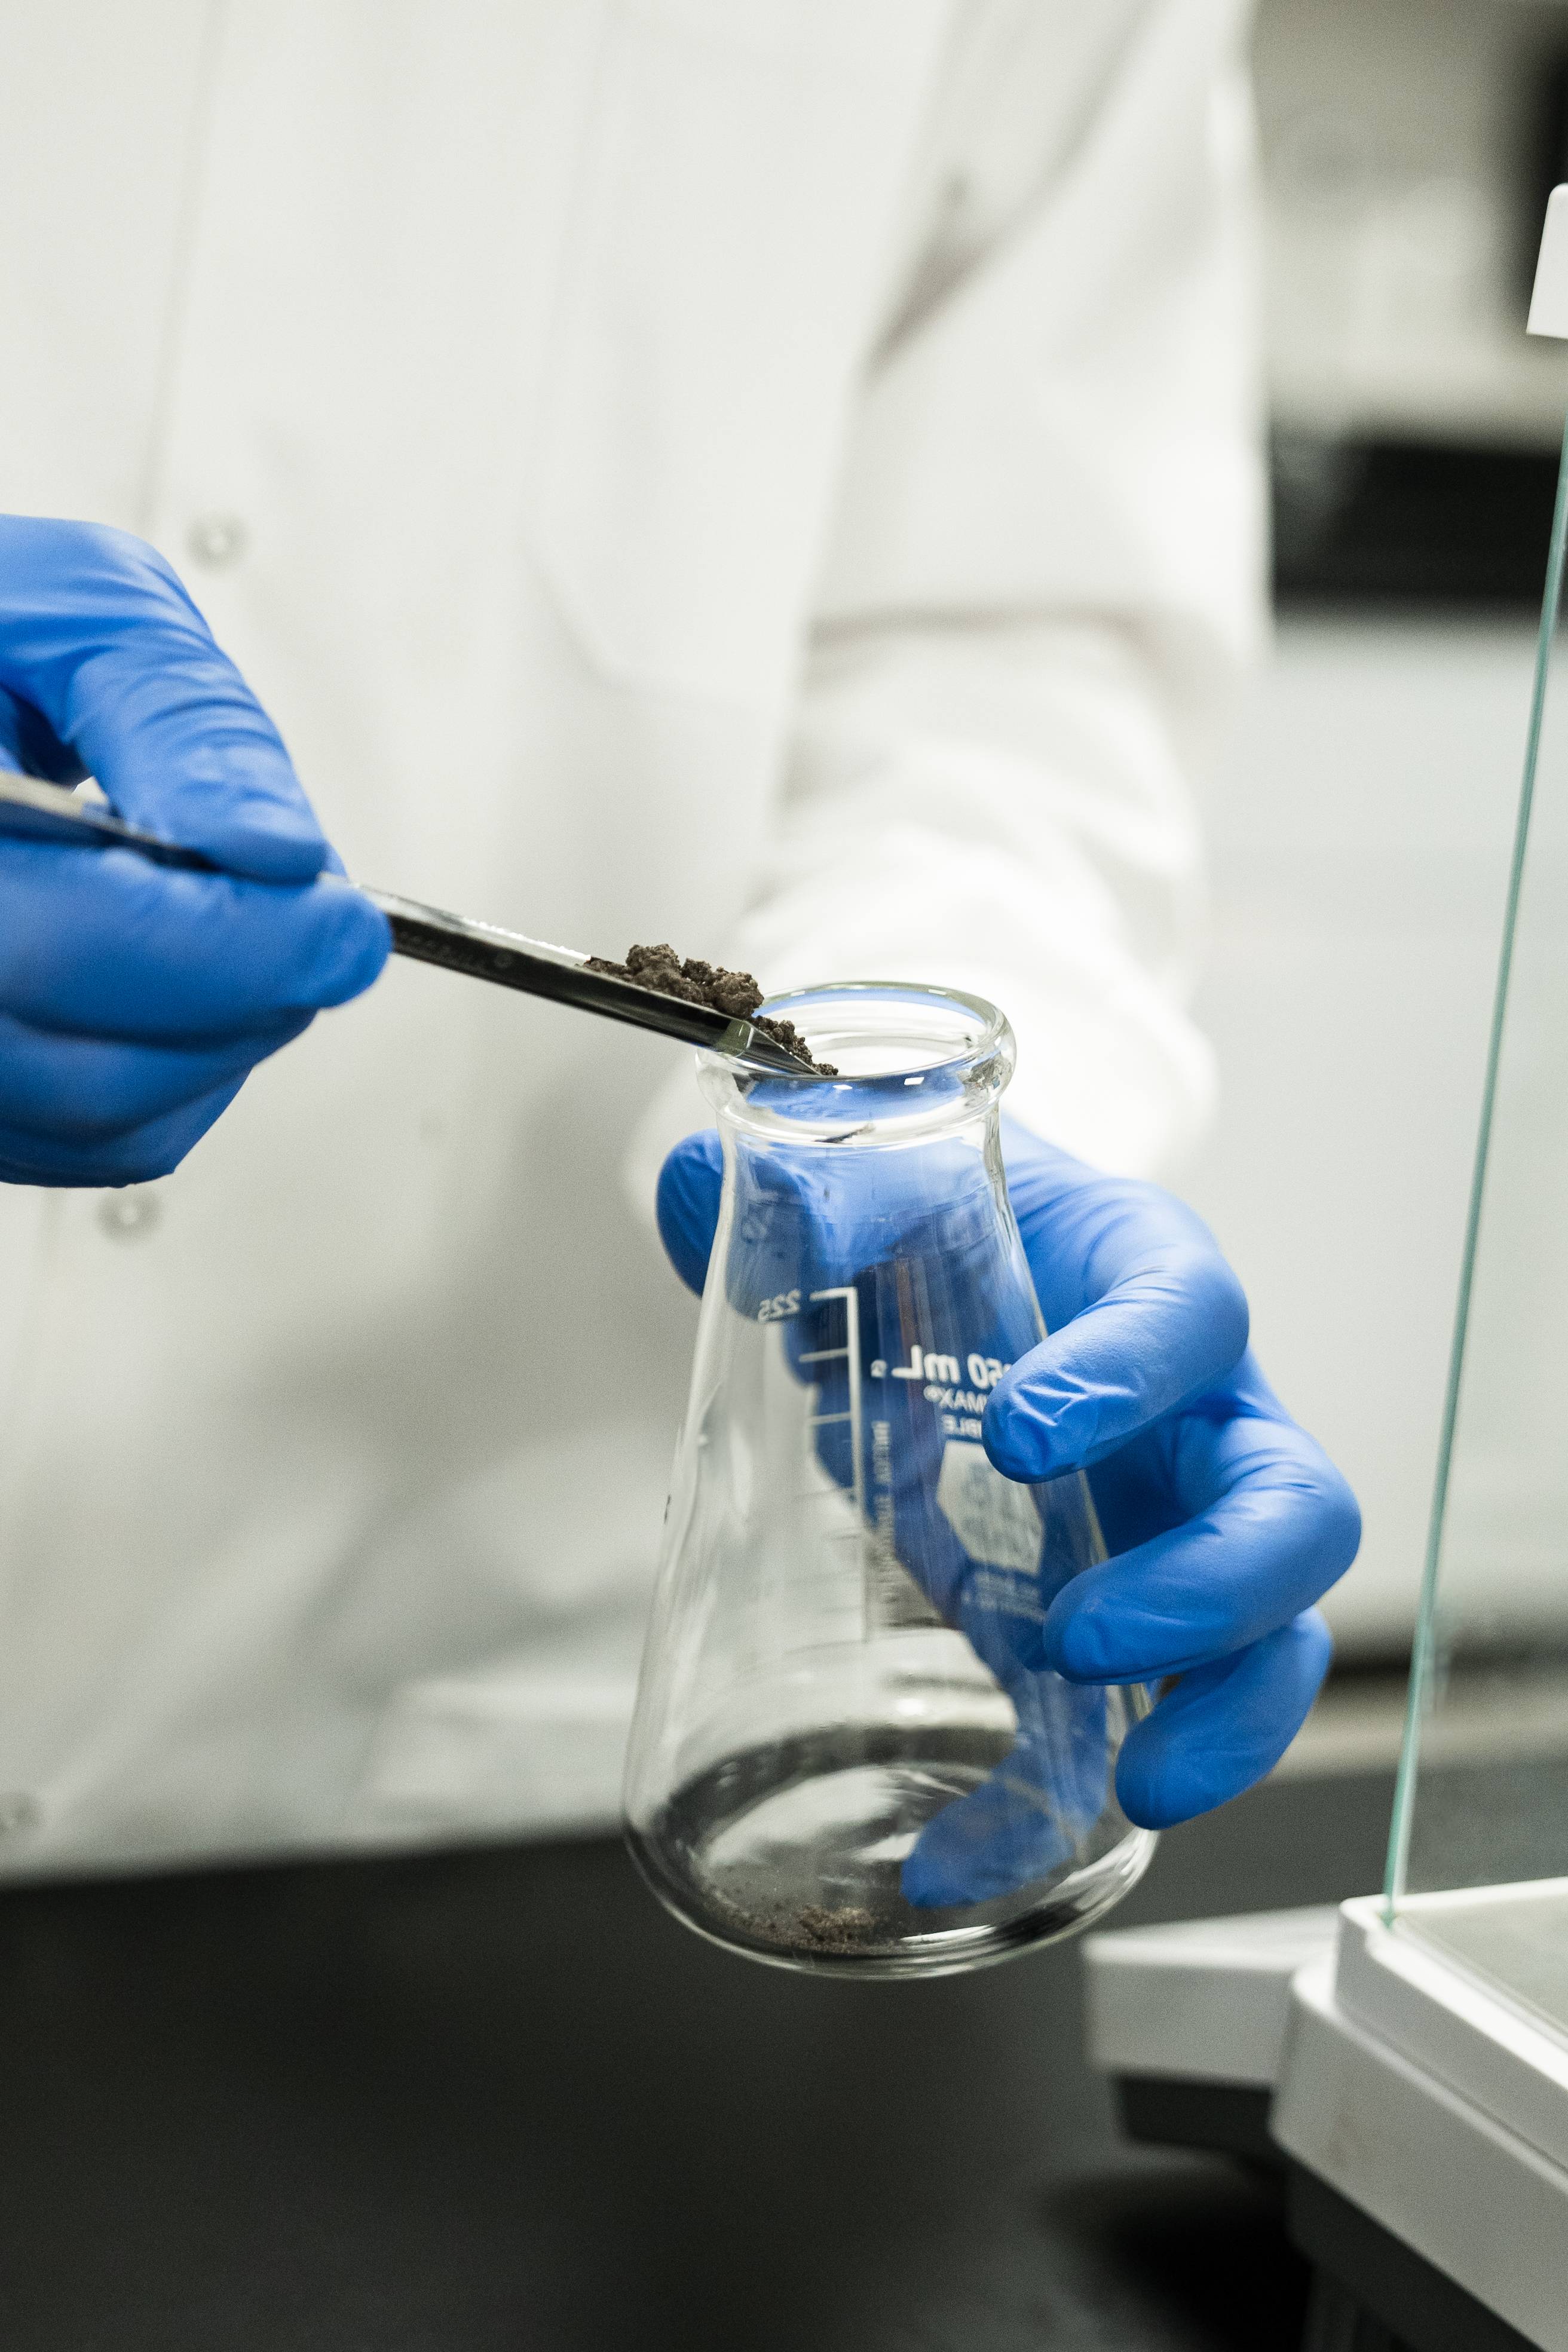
629,0,1264,1196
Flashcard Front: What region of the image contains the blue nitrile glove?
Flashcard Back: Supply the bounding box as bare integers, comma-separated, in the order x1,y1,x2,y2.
0,516,390,1185
657,1117,1360,1849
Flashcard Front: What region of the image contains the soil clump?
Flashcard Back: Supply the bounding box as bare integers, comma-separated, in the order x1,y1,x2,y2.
586,942,837,1074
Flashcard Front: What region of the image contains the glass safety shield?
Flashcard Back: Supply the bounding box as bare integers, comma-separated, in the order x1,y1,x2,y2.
1386,354,1568,2024
624,984,1154,1978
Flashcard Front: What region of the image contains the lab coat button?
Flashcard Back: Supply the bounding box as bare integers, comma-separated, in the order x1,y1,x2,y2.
186,512,247,568
0,1794,39,1839
98,1188,163,1241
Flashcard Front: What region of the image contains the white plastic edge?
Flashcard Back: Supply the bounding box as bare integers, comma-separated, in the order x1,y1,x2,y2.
1273,1926,1568,2350
1082,1905,1339,2085
1334,1889,1568,2174
1529,185,1568,338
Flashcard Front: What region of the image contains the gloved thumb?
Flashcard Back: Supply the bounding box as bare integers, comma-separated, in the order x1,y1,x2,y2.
0,517,326,883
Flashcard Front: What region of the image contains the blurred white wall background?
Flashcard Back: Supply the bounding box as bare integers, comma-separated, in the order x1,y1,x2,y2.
1184,619,1527,1651
1185,0,1568,1652
1258,0,1568,448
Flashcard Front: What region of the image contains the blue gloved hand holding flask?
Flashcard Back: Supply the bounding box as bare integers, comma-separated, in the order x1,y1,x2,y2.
657,1111,1359,1876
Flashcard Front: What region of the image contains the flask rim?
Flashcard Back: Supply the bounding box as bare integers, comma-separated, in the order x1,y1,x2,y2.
700,978,1015,1128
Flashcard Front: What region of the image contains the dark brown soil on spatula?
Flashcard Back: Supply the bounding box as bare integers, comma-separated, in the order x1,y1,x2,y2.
585,943,837,1074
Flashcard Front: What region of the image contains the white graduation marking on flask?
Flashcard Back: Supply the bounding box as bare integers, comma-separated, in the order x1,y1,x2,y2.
801,1288,865,1525
798,1285,923,1633
890,1342,964,1384
795,1291,942,1637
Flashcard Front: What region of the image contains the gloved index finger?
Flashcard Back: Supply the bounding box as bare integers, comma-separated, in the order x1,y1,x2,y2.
0,517,325,883
983,1167,1250,1482
0,842,390,1042
1040,1395,1358,1683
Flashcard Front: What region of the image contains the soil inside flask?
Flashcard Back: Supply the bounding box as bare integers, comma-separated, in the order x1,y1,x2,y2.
635,1719,1154,1974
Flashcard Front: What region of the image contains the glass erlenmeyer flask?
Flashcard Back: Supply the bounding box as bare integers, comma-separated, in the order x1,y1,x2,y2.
624,983,1154,1977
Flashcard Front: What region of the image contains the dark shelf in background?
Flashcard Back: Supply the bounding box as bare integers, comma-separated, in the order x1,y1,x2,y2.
1272,432,1561,611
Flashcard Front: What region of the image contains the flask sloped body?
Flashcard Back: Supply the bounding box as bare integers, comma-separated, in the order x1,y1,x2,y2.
624,984,1154,1977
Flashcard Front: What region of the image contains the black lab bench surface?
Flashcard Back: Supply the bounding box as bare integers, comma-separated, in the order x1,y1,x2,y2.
0,1770,1393,2351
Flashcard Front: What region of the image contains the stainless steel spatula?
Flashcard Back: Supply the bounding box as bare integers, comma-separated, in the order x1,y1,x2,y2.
0,771,817,1079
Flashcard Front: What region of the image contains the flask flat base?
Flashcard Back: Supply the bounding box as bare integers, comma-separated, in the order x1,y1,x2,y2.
627,1727,1155,1981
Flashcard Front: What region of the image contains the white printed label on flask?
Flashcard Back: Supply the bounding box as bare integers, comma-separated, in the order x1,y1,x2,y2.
936,1440,1043,1573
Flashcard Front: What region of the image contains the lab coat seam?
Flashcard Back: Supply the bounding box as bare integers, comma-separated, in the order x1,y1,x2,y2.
869,0,1162,369
133,0,230,543
516,1,626,506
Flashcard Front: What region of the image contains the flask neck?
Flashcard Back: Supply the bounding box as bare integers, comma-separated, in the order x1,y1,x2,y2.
700,982,1015,1150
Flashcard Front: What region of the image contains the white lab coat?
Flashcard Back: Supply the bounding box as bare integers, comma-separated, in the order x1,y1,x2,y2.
0,0,1261,1874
